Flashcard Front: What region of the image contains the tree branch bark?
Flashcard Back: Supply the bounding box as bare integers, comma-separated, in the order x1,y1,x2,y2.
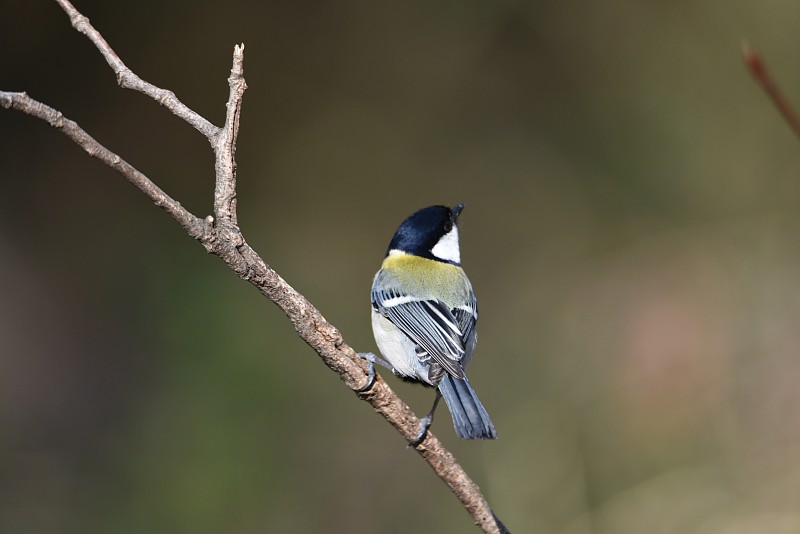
1,2,509,533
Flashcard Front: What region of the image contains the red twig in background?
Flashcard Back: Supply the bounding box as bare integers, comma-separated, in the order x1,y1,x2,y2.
743,42,800,139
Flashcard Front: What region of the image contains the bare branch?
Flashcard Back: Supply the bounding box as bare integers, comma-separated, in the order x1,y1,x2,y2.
54,0,220,142
3,3,509,533
227,241,507,532
195,49,507,529
214,44,247,226
743,42,800,139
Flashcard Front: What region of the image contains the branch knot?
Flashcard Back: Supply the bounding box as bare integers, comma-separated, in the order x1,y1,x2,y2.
69,12,88,31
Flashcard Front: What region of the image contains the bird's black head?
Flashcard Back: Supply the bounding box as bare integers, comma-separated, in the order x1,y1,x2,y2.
386,204,464,264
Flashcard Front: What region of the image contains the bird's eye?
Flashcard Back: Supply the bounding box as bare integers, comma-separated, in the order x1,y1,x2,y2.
444,221,453,233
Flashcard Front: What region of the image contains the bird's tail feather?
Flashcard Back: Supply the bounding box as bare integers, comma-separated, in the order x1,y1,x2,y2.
438,375,497,439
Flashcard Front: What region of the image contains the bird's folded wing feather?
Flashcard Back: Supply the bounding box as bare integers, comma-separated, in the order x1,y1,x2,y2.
451,292,478,347
372,287,466,379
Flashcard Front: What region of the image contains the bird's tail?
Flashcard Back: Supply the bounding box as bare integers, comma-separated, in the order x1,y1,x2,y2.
438,375,497,439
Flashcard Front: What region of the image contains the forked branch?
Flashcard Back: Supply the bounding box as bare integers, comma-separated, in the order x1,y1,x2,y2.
1,1,508,533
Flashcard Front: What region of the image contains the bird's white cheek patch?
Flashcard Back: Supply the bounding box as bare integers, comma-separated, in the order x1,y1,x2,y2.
431,226,461,263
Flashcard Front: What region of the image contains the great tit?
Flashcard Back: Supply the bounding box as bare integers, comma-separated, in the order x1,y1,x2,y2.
367,204,497,441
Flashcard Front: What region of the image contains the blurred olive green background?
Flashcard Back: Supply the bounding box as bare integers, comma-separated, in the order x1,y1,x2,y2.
3,1,800,533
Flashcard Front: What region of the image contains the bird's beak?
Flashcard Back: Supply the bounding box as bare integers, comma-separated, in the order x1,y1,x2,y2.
452,203,465,221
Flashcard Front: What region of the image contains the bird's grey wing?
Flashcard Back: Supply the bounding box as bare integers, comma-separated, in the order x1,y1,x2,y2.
372,287,466,379
450,289,478,367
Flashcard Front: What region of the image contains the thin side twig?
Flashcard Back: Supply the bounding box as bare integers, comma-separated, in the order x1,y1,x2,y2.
54,0,220,142
214,44,246,227
742,42,800,139
2,2,510,533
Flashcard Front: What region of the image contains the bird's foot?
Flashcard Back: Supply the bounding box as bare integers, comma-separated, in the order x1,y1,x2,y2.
409,413,433,447
355,352,377,392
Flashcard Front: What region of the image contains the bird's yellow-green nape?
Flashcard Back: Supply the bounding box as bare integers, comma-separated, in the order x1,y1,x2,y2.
379,250,471,304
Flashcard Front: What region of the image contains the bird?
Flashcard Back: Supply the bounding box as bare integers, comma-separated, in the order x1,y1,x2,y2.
361,203,497,443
